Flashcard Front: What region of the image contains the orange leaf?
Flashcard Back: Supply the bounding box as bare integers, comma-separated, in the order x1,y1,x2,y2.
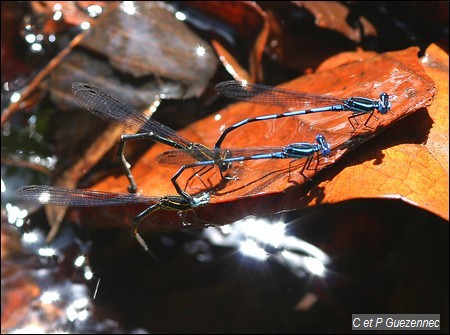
83,47,437,231
302,43,449,220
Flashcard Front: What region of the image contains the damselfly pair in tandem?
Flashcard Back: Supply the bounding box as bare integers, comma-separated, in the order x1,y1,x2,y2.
16,81,391,250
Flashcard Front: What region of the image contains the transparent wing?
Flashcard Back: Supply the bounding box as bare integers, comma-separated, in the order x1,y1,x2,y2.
72,82,192,147
16,185,158,207
215,81,344,110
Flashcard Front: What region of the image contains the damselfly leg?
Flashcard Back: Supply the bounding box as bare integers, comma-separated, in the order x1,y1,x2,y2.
157,134,331,200
71,83,214,198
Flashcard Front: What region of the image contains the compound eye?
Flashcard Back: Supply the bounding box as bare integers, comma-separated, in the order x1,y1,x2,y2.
316,134,331,156
379,92,390,114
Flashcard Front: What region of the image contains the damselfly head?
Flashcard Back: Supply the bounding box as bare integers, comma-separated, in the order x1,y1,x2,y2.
378,92,391,114
218,149,233,172
315,134,331,156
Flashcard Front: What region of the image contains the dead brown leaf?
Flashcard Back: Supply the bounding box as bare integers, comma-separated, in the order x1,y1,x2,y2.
80,47,437,231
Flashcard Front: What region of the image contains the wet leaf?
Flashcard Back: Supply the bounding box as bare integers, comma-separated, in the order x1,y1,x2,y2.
78,2,217,97
186,1,269,82
49,50,189,111
51,2,218,109
82,47,436,231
